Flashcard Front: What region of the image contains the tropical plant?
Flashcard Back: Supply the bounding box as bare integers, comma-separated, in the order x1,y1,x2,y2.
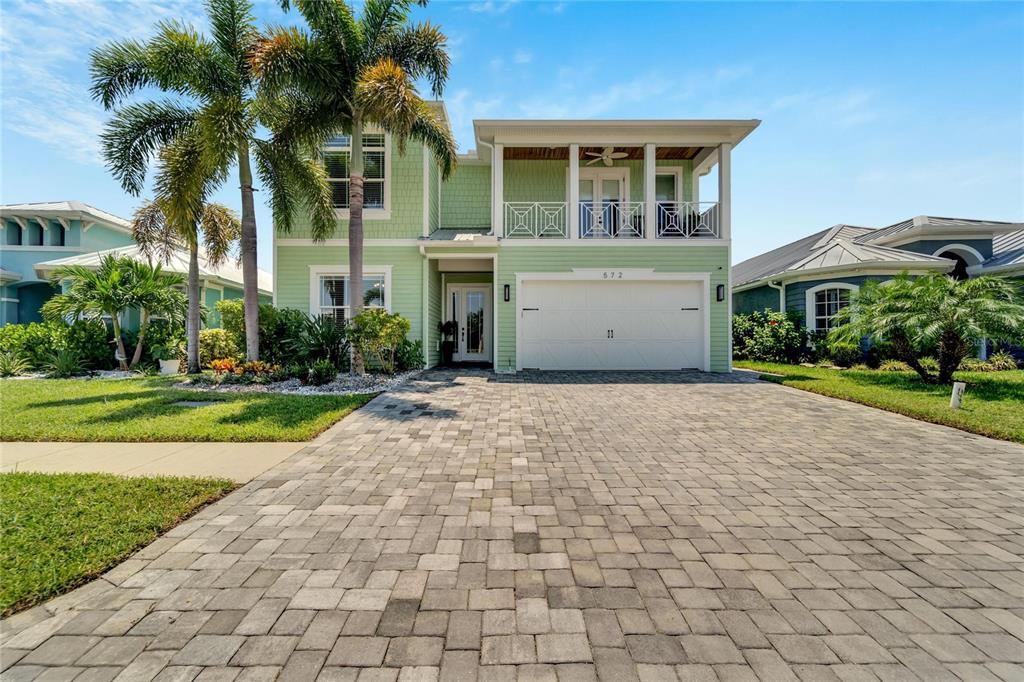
0,351,31,377
395,338,424,371
252,0,458,373
732,310,806,363
90,0,335,363
199,328,241,368
208,358,239,375
131,199,239,373
346,308,411,374
308,358,337,386
44,349,84,378
216,300,308,365
288,315,349,369
42,256,186,370
830,273,1024,384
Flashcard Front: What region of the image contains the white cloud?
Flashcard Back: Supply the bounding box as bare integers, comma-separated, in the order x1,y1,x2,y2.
0,0,203,166
513,49,533,64
467,0,520,14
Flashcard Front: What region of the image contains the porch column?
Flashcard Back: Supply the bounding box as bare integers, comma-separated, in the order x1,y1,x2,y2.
492,143,504,238
568,143,579,240
644,143,656,240
717,142,731,240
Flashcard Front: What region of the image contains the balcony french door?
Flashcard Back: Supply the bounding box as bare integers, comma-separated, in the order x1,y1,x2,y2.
579,168,635,238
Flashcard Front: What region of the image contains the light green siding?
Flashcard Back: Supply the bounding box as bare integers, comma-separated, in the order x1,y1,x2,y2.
275,245,425,343
428,158,440,232
285,138,426,240
495,245,730,372
443,272,493,284
426,259,441,366
440,164,490,229
505,160,567,202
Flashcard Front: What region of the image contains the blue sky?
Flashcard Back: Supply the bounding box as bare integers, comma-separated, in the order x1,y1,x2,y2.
1,0,1021,270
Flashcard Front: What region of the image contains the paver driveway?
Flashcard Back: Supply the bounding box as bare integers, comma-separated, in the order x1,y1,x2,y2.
4,370,1024,682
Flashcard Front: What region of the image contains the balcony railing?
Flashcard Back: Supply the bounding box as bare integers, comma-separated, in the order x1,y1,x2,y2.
579,201,645,239
501,201,720,239
655,201,720,239
504,202,568,239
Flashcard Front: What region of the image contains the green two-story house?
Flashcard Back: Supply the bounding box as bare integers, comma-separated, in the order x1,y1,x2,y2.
275,107,759,373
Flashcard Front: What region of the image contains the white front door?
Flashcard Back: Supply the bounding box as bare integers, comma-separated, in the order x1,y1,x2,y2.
448,285,492,363
578,168,628,238
519,279,705,370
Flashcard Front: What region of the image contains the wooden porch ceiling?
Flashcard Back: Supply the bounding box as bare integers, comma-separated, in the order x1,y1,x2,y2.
504,146,703,161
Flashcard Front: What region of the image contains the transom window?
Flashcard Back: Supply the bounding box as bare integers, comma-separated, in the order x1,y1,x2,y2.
323,133,387,210
317,273,386,326
814,287,851,331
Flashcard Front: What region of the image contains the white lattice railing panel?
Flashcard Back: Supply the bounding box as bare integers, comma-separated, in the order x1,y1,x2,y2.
656,202,720,239
578,201,645,239
504,202,567,238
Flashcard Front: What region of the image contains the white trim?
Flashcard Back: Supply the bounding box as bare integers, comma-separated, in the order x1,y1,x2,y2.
501,238,729,247
276,237,729,248
726,244,733,372
655,166,684,203
492,143,504,237
732,262,952,292
717,143,731,241
930,243,985,265
308,264,393,318
804,282,859,333
422,150,430,237
445,283,494,363
422,252,499,369
277,238,422,247
644,144,656,241
421,258,429,366
324,131,392,219
1,297,18,303
0,245,80,252
514,270,712,372
568,143,579,240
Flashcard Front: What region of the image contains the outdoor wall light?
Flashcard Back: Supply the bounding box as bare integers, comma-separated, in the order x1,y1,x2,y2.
716,284,725,302
504,284,510,302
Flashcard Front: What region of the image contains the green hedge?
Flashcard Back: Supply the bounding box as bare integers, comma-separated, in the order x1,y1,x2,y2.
0,320,112,371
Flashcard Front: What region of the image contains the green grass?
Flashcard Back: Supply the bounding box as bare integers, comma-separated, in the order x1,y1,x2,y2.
0,472,235,616
736,361,1024,444
0,377,374,442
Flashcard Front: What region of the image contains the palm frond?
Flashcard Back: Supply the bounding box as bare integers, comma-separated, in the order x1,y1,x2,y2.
292,0,362,74
131,199,182,264
251,26,336,98
206,0,259,83
100,100,199,195
356,58,419,151
89,39,154,109
377,22,449,97
147,20,236,100
409,101,457,179
251,139,335,241
361,0,415,55
200,204,242,266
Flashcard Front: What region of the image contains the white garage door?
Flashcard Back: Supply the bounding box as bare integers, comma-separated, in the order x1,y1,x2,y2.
519,279,705,370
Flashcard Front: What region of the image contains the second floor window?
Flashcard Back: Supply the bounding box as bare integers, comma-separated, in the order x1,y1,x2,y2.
323,133,387,210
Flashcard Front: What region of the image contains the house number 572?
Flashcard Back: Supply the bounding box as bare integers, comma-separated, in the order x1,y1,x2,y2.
602,271,623,279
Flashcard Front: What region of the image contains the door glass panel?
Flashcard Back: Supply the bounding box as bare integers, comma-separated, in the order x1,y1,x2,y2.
602,179,620,236
655,174,676,201
578,179,594,237
465,291,485,354
451,292,459,352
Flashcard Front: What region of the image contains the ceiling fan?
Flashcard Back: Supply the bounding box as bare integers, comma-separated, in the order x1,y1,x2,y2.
584,147,628,166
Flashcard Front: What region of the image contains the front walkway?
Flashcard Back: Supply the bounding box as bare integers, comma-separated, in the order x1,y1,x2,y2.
3,370,1023,681
0,441,307,483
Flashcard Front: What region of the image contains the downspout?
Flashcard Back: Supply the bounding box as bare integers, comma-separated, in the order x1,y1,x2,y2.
477,139,496,238
767,280,785,312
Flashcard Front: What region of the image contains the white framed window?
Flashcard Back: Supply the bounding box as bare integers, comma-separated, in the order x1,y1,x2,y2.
309,265,392,327
323,132,390,217
805,282,858,332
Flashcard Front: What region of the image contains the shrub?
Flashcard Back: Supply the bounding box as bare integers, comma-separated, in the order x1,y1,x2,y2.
144,320,185,365
0,351,31,377
199,329,240,368
233,361,278,377
44,349,84,378
216,300,308,365
395,338,425,371
986,351,1020,371
823,339,862,368
308,359,337,386
208,358,238,375
289,315,349,370
879,360,912,372
733,310,806,363
0,320,111,371
346,309,411,374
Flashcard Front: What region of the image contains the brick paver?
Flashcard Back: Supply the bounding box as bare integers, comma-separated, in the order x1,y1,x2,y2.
3,370,1023,680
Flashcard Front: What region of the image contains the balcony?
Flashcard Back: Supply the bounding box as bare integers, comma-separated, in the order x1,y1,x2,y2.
502,200,720,240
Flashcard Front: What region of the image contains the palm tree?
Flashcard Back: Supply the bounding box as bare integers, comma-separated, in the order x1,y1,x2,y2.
830,273,1024,384
42,256,187,371
90,0,334,362
132,197,240,375
252,0,458,373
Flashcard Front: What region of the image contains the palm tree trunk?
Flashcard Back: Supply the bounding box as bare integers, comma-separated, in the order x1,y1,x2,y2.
130,311,149,369
187,242,201,374
237,139,260,362
348,119,365,375
111,315,128,371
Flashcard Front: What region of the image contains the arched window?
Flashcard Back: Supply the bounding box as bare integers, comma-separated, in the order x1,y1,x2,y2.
937,251,969,280
805,282,859,332
931,244,985,281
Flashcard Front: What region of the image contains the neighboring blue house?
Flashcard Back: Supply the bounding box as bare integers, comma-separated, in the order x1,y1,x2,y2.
1,201,272,327
733,216,1023,335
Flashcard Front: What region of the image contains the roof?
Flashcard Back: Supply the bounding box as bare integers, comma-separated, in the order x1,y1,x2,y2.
0,268,22,283
980,230,1024,273
473,119,760,151
0,201,131,233
424,228,492,241
855,215,1022,247
732,223,956,289
33,245,272,295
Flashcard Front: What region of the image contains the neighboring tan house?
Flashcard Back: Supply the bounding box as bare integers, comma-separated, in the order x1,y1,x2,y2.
1,201,272,328
732,216,1024,335
274,107,759,372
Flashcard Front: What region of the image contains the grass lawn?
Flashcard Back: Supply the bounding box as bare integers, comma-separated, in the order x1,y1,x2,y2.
0,472,234,616
736,361,1024,444
0,377,373,442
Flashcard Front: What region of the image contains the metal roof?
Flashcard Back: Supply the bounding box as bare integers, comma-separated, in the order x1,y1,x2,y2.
856,215,1022,246
0,201,131,232
981,230,1024,272
33,244,272,294
787,239,952,273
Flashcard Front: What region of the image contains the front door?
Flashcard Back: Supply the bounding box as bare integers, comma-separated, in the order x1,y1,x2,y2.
578,168,628,238
448,285,492,363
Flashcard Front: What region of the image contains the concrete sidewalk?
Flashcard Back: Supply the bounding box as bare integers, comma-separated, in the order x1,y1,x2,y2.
0,440,307,482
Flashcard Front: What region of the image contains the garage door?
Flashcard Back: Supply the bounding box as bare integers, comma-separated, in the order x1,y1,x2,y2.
519,279,705,370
